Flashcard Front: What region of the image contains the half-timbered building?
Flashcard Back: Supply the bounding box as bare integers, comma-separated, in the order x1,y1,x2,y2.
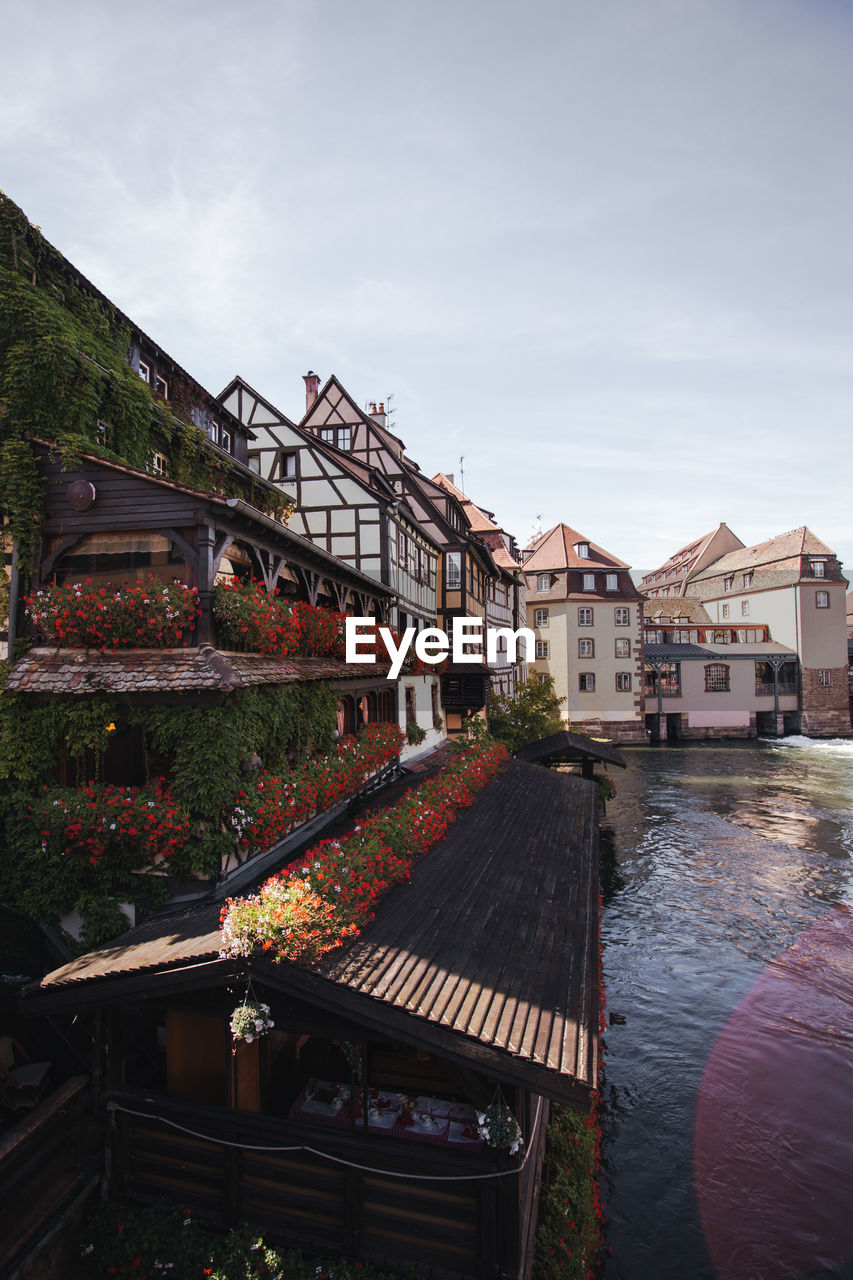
218,375,439,636
297,377,505,730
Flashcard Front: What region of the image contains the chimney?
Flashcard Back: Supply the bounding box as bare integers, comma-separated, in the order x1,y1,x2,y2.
370,401,386,428
303,370,320,412
446,473,454,485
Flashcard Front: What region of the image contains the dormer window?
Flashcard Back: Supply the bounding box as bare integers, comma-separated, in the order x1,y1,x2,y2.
582,573,596,591
606,573,618,591
537,574,550,593
576,542,590,558
812,560,826,578
724,576,734,591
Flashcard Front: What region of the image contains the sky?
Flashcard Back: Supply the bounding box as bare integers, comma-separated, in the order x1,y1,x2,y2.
3,0,853,576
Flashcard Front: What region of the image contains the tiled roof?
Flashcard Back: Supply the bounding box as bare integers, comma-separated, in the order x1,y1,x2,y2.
5,647,382,695
642,597,713,624
31,761,600,1102
691,527,837,580
640,522,740,586
523,523,630,572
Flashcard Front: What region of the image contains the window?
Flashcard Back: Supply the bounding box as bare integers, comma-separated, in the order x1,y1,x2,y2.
534,608,549,626
537,673,550,685
578,638,594,658
605,573,618,591
579,672,595,692
576,542,590,558
615,638,631,658
724,576,734,591
537,574,550,593
536,640,550,659
616,672,632,692
816,591,829,608
743,572,753,587
247,452,261,474
279,452,297,480
398,531,409,572
153,374,168,398
614,607,630,626
741,600,749,616
578,607,593,626
96,420,112,447
812,560,826,578
705,663,730,692
722,603,730,619
320,427,335,444
445,552,462,589
220,428,231,452
336,427,351,450
138,361,150,383
151,452,167,476
582,573,596,592
818,669,832,686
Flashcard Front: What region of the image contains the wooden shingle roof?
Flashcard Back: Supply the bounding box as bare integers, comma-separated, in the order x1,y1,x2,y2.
5,647,381,696
515,731,626,770
29,761,600,1105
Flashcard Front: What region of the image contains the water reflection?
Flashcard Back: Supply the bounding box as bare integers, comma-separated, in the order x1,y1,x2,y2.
599,739,853,1280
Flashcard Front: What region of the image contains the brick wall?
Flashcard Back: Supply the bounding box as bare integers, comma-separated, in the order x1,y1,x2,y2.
800,667,852,737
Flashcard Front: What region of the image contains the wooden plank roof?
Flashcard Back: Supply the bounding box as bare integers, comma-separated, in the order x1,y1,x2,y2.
515,731,626,770
28,761,600,1105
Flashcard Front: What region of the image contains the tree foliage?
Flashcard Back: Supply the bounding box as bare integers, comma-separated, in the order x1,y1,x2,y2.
486,675,565,754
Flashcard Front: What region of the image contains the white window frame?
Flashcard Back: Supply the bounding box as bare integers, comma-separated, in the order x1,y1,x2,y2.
576,543,590,558
578,638,594,658
446,551,462,589
605,573,618,591
616,672,632,692
534,608,549,627
537,574,550,593
741,600,749,616
153,374,168,398
138,360,150,383
578,607,593,627
812,560,826,578
816,590,829,608
818,669,832,686
578,672,595,692
582,573,596,592
614,607,630,626
722,603,730,619
336,426,351,451
279,452,297,480
535,640,550,659
615,638,630,658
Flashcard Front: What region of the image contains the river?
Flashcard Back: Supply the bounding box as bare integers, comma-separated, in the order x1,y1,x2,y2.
598,736,853,1280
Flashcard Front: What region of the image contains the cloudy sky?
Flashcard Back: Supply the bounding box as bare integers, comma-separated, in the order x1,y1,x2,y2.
4,0,853,574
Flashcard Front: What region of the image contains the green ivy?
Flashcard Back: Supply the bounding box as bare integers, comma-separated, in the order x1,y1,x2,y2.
0,192,290,577
132,683,339,822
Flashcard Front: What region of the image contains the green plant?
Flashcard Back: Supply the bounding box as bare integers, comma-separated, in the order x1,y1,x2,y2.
432,712,444,732
533,1101,603,1280
406,721,426,745
487,675,566,754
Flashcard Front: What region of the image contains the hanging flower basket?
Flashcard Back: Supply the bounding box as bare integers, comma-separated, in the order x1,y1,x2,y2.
229,1000,274,1044
477,1097,524,1154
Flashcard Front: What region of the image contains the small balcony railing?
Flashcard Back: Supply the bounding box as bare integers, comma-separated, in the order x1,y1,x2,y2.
755,681,798,697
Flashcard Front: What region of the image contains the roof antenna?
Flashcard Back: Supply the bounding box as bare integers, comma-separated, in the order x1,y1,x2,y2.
459,455,464,493
531,513,542,541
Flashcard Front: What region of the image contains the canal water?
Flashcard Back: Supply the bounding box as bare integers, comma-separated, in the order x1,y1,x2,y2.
598,737,853,1280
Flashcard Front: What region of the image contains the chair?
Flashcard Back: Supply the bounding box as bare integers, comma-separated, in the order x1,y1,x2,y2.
0,1036,51,1110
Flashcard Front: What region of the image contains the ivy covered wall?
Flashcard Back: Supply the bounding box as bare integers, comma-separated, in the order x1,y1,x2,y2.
0,192,289,579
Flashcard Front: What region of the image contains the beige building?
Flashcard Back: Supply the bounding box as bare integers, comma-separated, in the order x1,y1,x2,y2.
642,526,850,738
523,524,645,743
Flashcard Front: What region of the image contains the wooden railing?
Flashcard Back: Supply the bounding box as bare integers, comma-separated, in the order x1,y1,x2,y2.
108,1087,511,1278
0,1075,90,1273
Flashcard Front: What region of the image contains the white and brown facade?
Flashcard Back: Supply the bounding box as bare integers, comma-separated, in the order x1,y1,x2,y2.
642,527,851,738
522,524,645,743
